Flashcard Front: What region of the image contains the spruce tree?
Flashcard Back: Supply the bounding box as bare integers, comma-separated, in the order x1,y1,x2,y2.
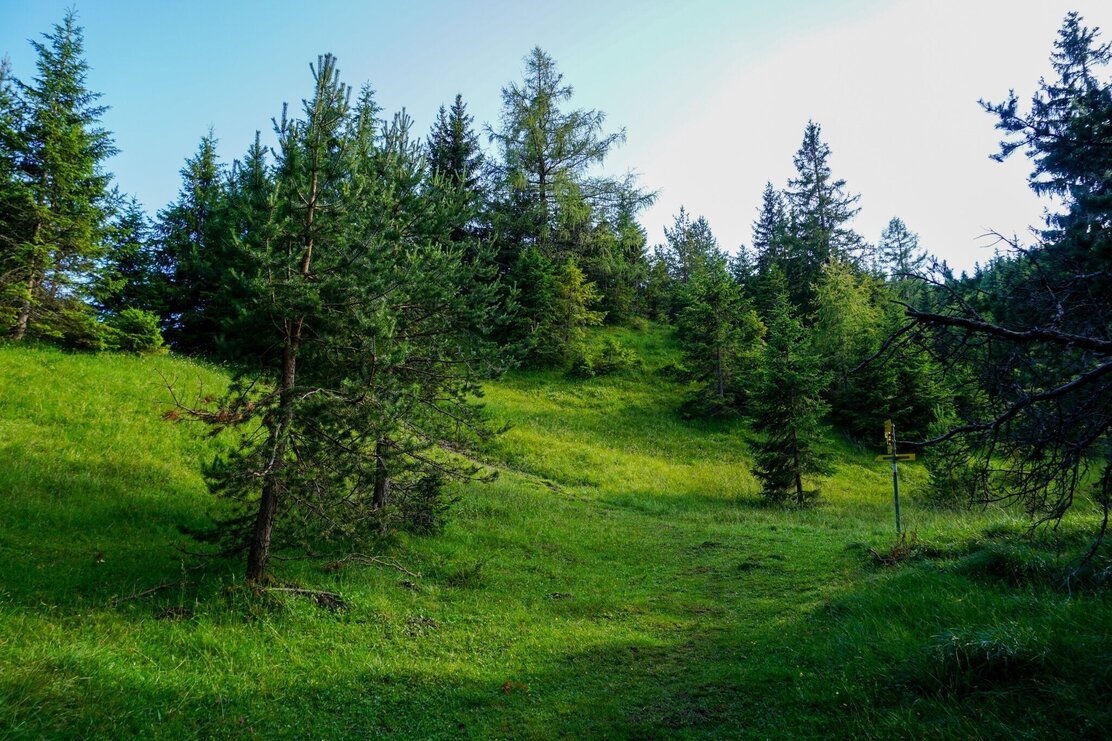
676,257,764,414
95,195,160,317
657,207,721,286
0,57,35,330
597,192,651,323
427,93,484,199
215,131,276,360
783,121,864,307
729,245,755,287
909,13,1112,533
749,182,796,314
751,182,788,273
750,288,830,504
155,133,228,352
533,257,604,366
9,10,116,341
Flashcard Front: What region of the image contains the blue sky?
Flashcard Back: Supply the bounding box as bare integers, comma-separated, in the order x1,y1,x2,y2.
2,0,1109,269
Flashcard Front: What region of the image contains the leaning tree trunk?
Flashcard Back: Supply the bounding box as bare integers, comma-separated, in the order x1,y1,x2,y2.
246,336,298,582
11,273,37,341
245,158,317,581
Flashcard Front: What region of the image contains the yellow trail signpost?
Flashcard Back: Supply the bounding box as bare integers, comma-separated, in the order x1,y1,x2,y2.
876,419,915,534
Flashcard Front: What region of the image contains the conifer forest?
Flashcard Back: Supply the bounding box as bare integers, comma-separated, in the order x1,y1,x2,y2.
1,5,1111,738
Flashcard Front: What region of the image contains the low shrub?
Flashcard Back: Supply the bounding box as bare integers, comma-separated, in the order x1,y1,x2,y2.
106,308,165,354
569,337,641,379
43,307,109,350
396,472,457,535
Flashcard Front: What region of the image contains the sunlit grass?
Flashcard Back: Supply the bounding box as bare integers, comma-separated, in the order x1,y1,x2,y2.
1,329,1109,738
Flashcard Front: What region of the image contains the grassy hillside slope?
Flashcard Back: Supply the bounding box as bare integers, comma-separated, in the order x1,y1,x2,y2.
0,330,1109,739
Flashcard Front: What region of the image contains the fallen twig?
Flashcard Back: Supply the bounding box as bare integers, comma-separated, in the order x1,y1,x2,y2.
111,580,182,605
324,553,420,578
260,586,349,611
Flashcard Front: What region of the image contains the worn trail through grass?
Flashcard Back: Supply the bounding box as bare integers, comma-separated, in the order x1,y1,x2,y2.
1,328,1110,738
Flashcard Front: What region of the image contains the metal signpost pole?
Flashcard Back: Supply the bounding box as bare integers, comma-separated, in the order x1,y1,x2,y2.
876,419,914,536
890,421,901,536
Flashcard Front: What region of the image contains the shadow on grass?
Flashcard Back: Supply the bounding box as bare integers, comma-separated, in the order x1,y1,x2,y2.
3,529,1110,738
0,440,233,607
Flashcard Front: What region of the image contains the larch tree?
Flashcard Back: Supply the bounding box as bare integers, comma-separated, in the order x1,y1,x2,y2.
811,259,882,406
488,47,626,261
488,47,650,362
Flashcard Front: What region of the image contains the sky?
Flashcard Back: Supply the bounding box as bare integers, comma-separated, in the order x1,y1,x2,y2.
2,0,1110,271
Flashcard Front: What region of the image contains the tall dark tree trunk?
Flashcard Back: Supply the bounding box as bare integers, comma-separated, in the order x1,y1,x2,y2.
246,478,279,582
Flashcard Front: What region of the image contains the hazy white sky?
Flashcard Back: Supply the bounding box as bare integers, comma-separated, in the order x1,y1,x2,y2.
612,0,1112,271
2,0,1109,271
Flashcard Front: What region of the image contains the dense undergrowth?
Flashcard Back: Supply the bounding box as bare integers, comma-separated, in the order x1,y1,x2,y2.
1,327,1109,739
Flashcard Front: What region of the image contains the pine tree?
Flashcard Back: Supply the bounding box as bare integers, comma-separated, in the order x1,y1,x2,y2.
750,289,830,504
676,257,764,414
191,56,502,581
9,10,116,341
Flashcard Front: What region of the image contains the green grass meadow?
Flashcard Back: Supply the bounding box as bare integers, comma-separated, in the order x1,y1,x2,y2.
1,328,1110,738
